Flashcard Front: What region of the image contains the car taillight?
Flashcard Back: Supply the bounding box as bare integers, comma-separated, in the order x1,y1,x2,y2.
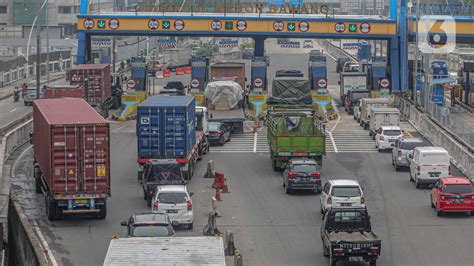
379,135,384,141
311,172,321,180
153,201,158,210
417,166,420,175
288,172,298,180
327,196,332,204
398,150,401,157
361,196,365,204
348,100,352,107
187,200,192,210
211,132,220,137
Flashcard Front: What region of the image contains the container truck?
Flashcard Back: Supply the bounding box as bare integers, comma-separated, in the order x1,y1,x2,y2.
103,236,226,265
267,106,326,171
163,48,191,71
68,64,119,117
43,85,84,99
136,96,209,181
33,98,110,220
207,62,246,134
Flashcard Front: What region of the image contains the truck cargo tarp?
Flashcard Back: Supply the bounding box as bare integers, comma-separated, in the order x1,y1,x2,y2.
272,77,311,98
204,81,243,109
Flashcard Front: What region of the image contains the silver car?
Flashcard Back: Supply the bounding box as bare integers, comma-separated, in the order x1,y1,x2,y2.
391,137,424,171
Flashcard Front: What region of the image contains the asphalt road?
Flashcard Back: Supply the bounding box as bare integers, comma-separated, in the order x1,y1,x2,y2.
9,47,474,266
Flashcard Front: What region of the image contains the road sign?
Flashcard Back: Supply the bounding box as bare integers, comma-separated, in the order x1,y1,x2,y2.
83,19,94,29
127,79,136,89
97,20,106,29
380,78,390,88
299,21,309,32
91,37,112,48
334,22,346,33
273,21,284,31
174,20,185,30
148,19,159,30
349,24,357,32
237,20,247,31
191,79,200,88
360,23,371,33
211,20,222,31
287,22,296,31
253,78,263,87
162,20,171,29
109,19,119,30
225,21,233,30
317,78,327,88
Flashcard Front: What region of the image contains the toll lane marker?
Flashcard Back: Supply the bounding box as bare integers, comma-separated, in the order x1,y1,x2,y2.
328,131,338,153
253,132,258,153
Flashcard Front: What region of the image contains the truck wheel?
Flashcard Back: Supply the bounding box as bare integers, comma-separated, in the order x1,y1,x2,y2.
97,201,107,219
45,196,58,221
187,222,194,230
369,260,377,266
35,178,42,193
415,177,421,189
272,160,278,172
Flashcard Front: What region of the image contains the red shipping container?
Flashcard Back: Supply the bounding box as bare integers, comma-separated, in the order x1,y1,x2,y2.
33,98,111,201
43,85,84,99
69,64,111,105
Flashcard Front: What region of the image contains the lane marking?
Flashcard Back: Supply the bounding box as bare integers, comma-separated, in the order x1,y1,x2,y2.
324,51,337,61
253,132,258,153
330,113,341,132
9,108,17,113
328,131,338,153
32,220,58,266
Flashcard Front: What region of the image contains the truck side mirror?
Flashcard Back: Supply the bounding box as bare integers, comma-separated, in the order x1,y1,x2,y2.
120,221,127,226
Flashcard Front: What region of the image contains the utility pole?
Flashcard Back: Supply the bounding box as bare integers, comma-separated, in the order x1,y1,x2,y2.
46,2,50,84
36,0,41,99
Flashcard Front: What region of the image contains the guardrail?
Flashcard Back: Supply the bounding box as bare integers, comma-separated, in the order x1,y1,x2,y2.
316,40,357,61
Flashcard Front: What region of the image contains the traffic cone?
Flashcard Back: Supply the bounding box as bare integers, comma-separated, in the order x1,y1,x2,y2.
222,178,230,193
215,189,222,201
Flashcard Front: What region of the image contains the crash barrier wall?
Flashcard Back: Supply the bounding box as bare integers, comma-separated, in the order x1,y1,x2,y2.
0,119,44,266
317,40,357,61
395,97,474,178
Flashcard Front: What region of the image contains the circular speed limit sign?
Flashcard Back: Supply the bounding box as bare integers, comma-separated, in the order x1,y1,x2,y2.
211,20,222,31
236,20,247,31
191,79,200,88
109,19,120,30
317,78,327,88
334,22,346,33
380,78,390,88
253,78,263,87
273,21,284,31
127,79,136,89
174,20,185,30
148,19,159,30
83,19,94,29
299,21,309,32
360,22,371,33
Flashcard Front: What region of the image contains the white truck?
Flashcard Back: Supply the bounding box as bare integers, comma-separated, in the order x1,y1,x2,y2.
103,236,226,265
368,107,400,139
339,72,368,106
163,48,191,71
358,98,390,129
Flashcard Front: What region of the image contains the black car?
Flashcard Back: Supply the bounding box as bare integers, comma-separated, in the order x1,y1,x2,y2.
164,82,186,96
208,121,231,145
283,159,322,194
142,160,184,206
121,212,174,237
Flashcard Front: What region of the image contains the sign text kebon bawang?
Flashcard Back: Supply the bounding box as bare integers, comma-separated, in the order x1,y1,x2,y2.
138,3,330,15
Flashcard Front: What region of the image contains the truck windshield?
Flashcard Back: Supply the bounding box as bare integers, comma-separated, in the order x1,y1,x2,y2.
157,192,188,204
331,186,361,197
442,184,473,194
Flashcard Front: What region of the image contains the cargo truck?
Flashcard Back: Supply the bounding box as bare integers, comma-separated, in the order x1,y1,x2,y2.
267,106,326,171
43,85,84,99
358,98,390,129
136,96,209,181
368,107,400,138
163,48,191,71
69,64,120,117
339,72,368,106
33,98,110,220
206,62,246,134
103,236,226,265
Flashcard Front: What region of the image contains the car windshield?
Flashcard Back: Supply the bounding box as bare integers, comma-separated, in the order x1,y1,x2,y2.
400,141,423,150
442,184,473,194
131,225,171,237
208,123,221,131
292,164,319,173
383,130,401,136
332,186,361,197
157,192,188,204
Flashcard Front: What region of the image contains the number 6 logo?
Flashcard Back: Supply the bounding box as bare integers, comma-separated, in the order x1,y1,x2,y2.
417,15,456,54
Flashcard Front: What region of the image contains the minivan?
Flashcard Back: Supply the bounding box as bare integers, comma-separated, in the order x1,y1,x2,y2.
407,147,450,188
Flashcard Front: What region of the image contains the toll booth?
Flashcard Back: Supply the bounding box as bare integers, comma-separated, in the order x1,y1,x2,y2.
190,56,209,106
368,56,389,91
461,61,474,106
248,56,269,117
130,57,147,91
308,50,327,92
431,60,449,79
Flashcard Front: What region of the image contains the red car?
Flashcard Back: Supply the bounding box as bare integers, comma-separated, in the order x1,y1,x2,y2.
430,176,474,216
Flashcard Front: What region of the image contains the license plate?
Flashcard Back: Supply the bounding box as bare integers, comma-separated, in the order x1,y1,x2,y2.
348,257,363,262
429,172,440,177
341,203,352,206
454,198,464,203
389,139,396,142
75,199,87,204
166,210,178,213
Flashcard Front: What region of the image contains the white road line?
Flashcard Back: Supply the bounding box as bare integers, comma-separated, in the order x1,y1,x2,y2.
32,220,58,266
253,132,258,153
330,113,341,132
328,131,338,153
324,51,337,61
9,108,16,113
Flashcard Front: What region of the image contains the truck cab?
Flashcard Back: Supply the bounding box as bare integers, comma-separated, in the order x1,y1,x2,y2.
321,207,381,266
195,106,209,137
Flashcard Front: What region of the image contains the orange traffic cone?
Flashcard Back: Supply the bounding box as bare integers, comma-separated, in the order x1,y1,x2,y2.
215,189,222,201
222,178,230,193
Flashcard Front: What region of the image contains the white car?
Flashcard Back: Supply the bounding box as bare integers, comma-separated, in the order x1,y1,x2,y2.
320,180,365,214
375,126,404,152
151,185,194,229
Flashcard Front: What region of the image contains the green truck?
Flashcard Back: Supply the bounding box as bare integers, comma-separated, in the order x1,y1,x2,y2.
267,106,326,171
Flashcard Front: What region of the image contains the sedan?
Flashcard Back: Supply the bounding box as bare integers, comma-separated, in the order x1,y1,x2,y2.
208,121,231,146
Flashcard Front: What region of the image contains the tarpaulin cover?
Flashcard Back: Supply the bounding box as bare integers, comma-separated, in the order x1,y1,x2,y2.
272,77,311,98
205,81,243,109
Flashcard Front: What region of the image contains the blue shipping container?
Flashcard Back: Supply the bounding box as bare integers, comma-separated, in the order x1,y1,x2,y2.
137,96,196,159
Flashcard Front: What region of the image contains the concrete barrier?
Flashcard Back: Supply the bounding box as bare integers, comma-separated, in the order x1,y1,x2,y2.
395,97,474,178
